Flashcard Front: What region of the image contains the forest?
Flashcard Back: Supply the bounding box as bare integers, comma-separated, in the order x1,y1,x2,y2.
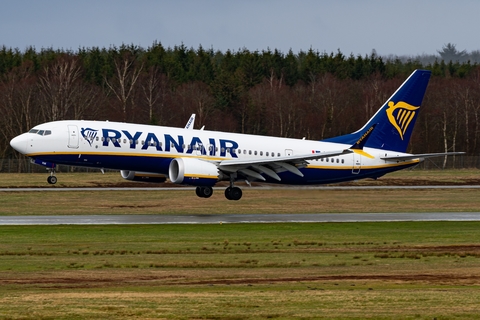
1,42,480,167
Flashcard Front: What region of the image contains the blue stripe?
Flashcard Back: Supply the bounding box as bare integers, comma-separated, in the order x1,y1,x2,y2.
33,153,417,186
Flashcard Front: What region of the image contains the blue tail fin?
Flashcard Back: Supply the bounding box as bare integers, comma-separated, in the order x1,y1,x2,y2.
323,69,431,152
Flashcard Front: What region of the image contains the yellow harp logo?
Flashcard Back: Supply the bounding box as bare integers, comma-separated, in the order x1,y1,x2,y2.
386,101,420,140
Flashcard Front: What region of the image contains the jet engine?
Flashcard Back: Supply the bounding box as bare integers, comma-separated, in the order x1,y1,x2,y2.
168,157,221,186
120,170,167,183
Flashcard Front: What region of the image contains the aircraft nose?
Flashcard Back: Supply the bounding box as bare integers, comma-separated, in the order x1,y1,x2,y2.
10,134,28,155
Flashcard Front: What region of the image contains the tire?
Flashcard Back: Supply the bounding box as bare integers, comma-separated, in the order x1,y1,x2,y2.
196,186,213,198
224,187,232,200
230,187,242,201
201,186,213,198
47,176,57,184
225,187,242,200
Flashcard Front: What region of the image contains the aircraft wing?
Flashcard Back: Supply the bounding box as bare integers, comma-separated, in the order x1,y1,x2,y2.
381,152,465,161
217,124,376,182
217,149,353,181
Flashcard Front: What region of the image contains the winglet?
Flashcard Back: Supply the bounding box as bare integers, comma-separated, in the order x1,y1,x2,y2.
185,114,196,129
350,124,376,150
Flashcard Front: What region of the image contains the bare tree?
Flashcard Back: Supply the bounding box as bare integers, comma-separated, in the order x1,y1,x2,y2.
171,81,214,128
37,55,82,121
140,66,168,124
104,53,143,122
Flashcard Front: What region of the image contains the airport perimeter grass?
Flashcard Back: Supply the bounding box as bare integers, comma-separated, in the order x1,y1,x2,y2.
0,169,480,215
1,169,480,318
1,222,480,319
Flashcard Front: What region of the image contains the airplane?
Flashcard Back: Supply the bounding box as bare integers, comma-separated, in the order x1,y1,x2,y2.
10,69,464,200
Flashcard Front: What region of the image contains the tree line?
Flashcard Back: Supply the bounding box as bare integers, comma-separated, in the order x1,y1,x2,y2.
1,43,480,163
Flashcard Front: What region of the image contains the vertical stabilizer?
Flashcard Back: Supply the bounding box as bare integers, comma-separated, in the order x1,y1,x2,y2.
323,69,431,152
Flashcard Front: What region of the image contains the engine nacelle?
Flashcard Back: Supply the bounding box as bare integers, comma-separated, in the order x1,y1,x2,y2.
120,170,167,183
168,158,220,186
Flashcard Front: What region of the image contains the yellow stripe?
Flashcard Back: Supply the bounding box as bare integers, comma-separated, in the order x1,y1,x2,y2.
397,109,406,125
184,174,218,179
352,149,374,159
403,111,416,135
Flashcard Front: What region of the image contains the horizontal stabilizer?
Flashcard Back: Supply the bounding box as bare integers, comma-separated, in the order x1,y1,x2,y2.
381,152,465,161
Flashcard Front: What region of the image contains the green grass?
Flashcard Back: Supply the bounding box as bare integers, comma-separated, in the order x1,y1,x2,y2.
1,188,479,215
1,170,479,215
1,170,480,318
0,223,480,319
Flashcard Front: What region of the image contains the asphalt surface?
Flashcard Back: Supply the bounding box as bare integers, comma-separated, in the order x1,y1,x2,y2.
1,212,480,225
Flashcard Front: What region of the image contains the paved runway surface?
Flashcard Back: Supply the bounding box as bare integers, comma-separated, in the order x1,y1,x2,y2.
1,212,480,225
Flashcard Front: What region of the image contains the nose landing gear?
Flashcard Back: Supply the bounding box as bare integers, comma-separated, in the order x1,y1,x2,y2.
47,168,57,184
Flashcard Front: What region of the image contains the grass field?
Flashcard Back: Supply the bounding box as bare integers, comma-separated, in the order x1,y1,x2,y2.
0,169,480,215
0,170,480,319
0,222,480,319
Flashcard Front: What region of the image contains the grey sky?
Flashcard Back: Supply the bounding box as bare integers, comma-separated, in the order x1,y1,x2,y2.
1,0,479,56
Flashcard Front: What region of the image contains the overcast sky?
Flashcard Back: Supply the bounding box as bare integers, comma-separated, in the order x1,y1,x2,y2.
1,0,479,57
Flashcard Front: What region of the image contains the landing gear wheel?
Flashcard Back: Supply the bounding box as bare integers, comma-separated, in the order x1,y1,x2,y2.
47,175,57,184
224,187,232,200
195,186,213,198
225,186,242,201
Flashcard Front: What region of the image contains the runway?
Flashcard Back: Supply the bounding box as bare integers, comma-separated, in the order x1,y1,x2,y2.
1,212,480,225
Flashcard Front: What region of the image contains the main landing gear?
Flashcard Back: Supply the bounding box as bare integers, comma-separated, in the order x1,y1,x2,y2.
224,186,242,201
196,186,213,198
194,175,243,201
224,174,242,201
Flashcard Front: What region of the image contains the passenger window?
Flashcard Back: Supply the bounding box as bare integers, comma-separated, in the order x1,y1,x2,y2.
227,148,230,153
336,159,339,163
266,152,269,156
254,151,257,156
260,151,263,156
221,147,225,153
96,137,99,141
277,153,281,157
341,159,344,164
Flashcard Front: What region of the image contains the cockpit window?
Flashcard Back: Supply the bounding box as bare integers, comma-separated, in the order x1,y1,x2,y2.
28,129,52,136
